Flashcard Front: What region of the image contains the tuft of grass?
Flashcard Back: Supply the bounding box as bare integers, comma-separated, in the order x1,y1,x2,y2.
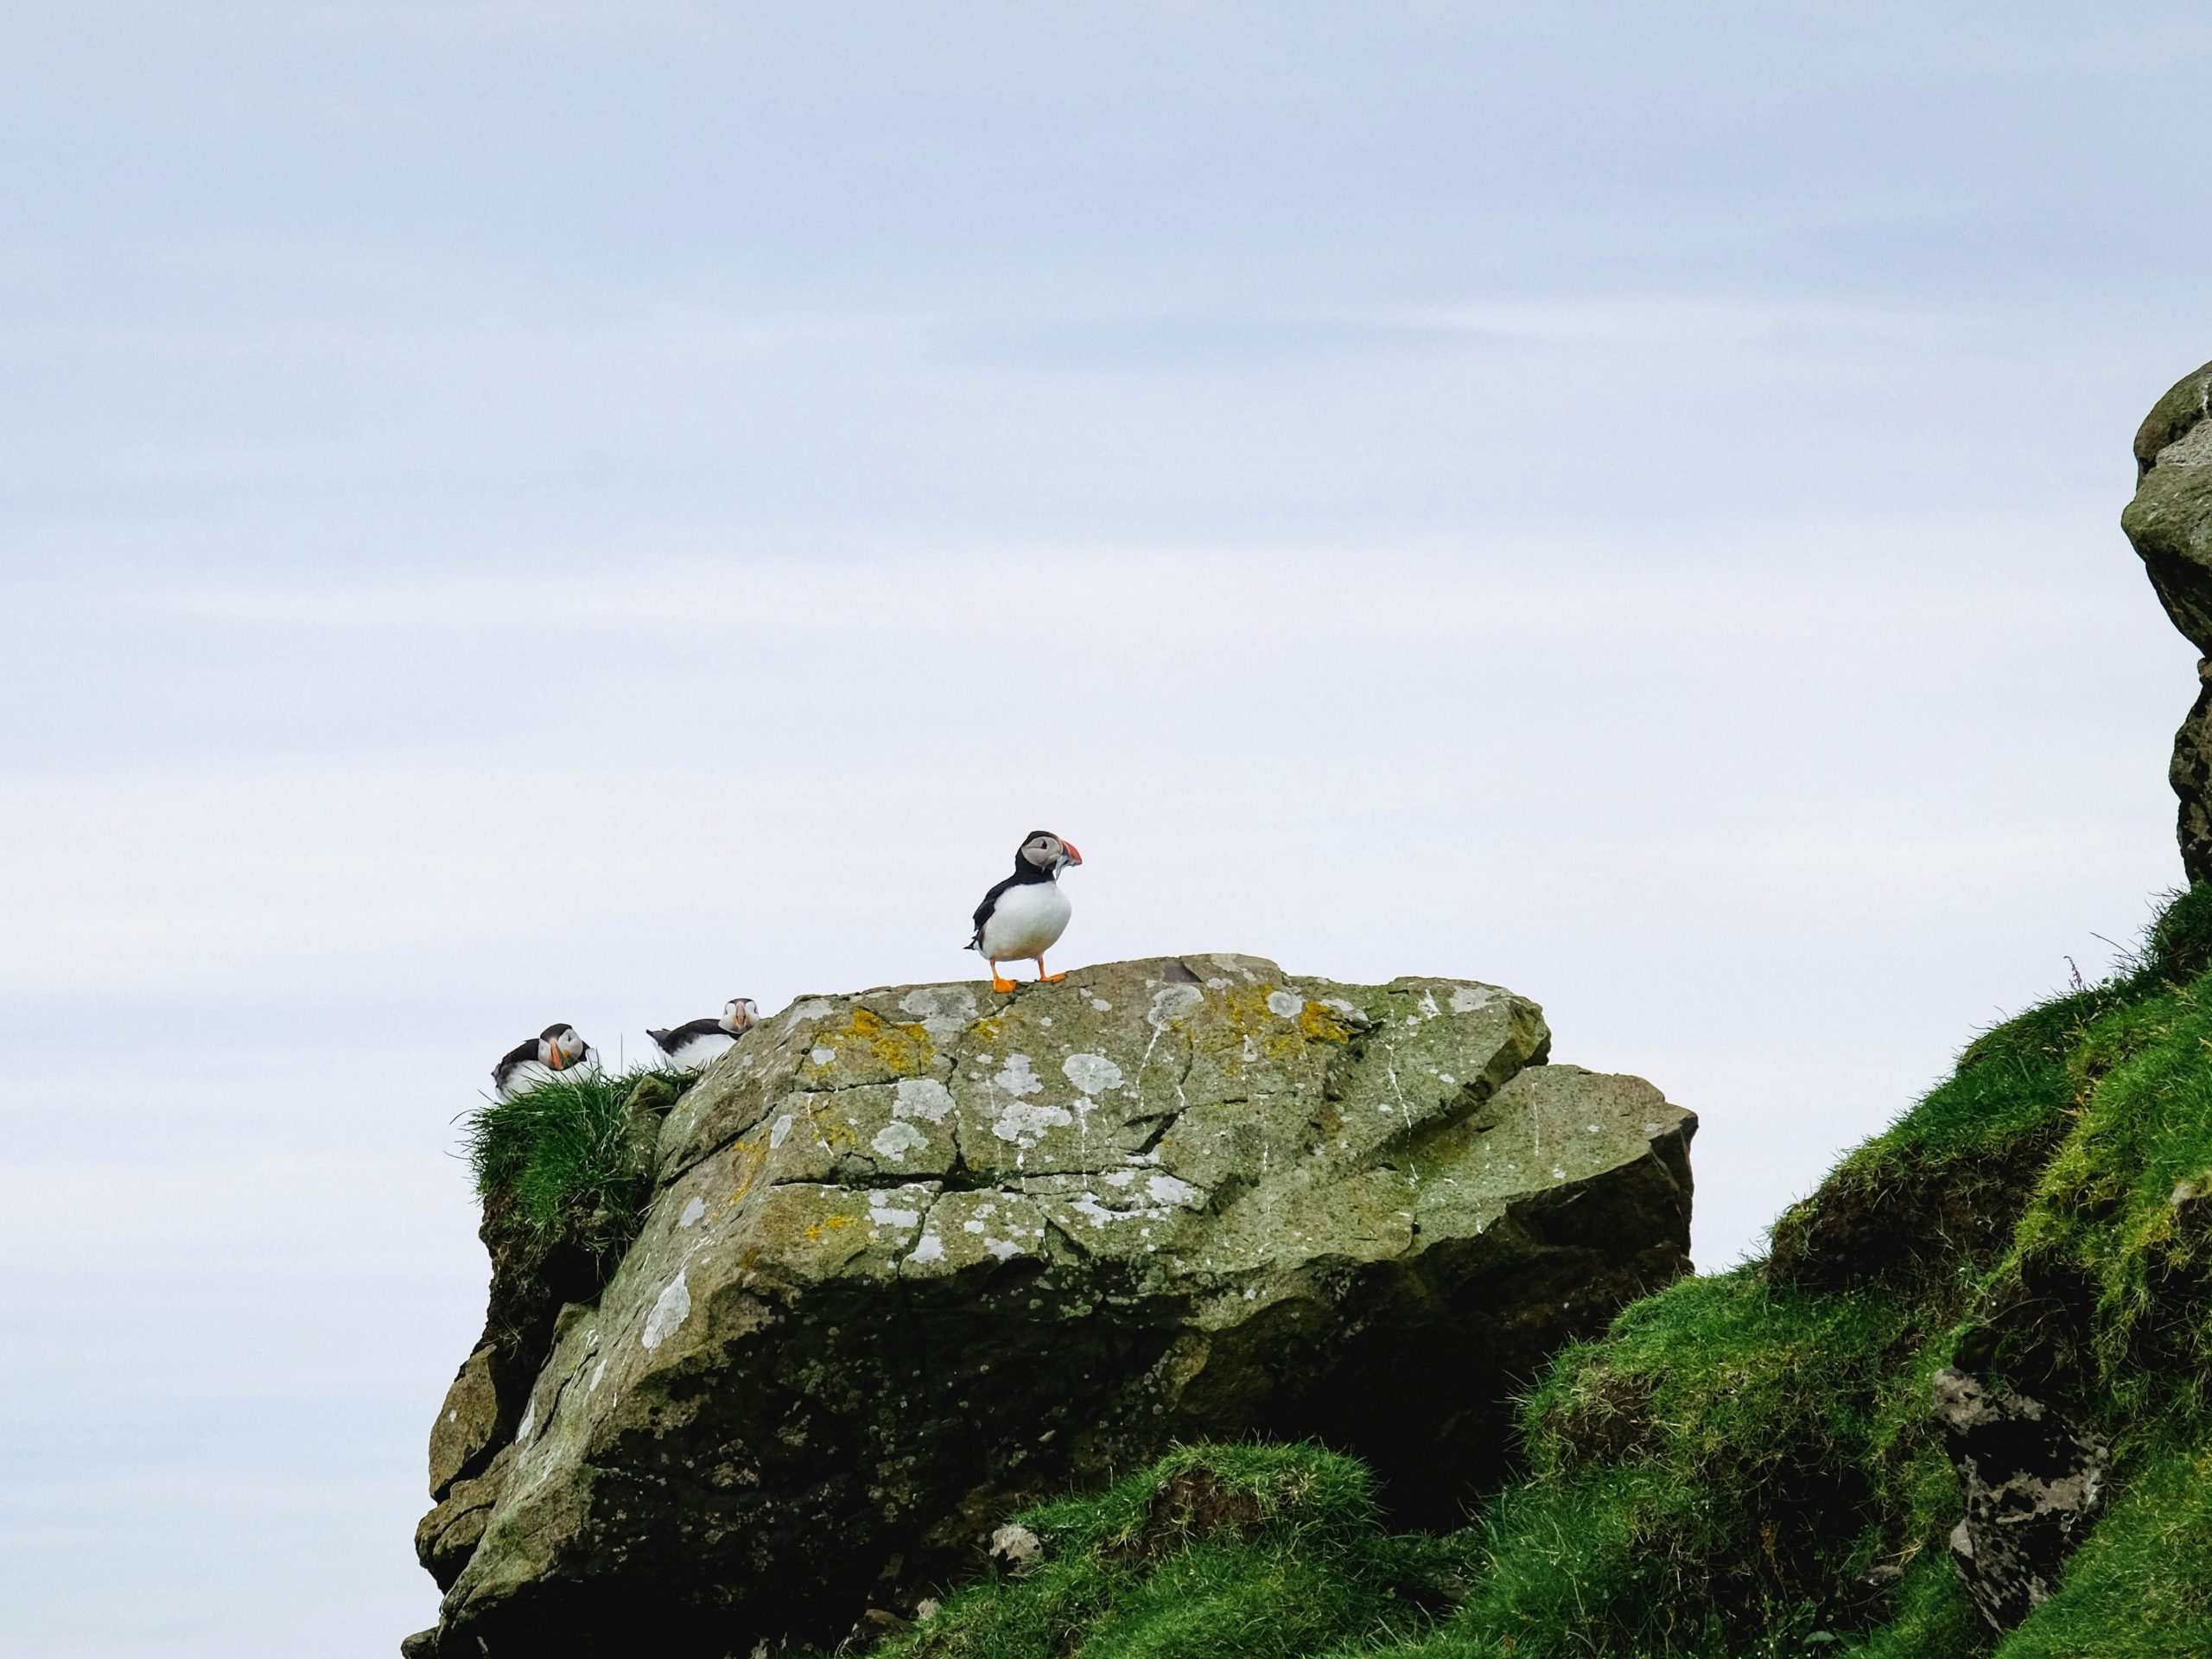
1968,969,2212,1426
2131,880,2212,987
860,1446,1465,1659
1764,988,2104,1300
461,1068,690,1259
1308,1271,1939,1659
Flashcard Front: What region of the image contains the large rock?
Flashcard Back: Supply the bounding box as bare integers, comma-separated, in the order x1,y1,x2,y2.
412,956,1694,1656
2123,359,2212,880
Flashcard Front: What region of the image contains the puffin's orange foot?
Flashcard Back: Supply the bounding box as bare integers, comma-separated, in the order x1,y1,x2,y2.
991,973,1018,994
1038,971,1068,983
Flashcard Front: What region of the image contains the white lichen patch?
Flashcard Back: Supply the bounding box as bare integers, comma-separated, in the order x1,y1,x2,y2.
1145,1172,1205,1208
899,986,977,1042
1062,1052,1124,1094
1103,1167,1140,1188
810,1046,835,1066
908,1231,946,1265
1265,989,1305,1020
868,1202,922,1231
770,1114,796,1150
1069,1192,1120,1228
1148,984,1205,1028
679,1196,707,1229
894,1077,956,1123
994,1099,1073,1146
992,1054,1044,1098
642,1270,691,1351
1090,997,1113,1012
872,1120,930,1162
1449,986,1497,1014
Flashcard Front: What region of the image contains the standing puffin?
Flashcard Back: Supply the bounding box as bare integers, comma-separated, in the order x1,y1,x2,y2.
492,1023,598,1102
648,998,760,1067
967,830,1083,992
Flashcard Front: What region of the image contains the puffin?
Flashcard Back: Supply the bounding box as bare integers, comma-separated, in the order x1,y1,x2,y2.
967,830,1084,992
492,1023,599,1102
648,998,760,1067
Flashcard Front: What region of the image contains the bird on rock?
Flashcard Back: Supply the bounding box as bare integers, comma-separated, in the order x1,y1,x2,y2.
492,1022,599,1101
967,830,1083,993
648,998,760,1067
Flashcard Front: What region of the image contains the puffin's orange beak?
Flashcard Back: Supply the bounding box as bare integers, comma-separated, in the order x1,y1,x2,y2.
548,1049,566,1071
1063,842,1083,866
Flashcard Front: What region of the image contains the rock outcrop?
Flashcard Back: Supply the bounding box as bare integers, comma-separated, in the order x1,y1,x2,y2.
1932,1367,2108,1631
2124,359,2212,880
409,956,1694,1656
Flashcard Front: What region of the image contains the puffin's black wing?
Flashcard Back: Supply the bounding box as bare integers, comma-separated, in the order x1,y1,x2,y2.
969,873,1019,949
651,1017,725,1053
493,1036,538,1088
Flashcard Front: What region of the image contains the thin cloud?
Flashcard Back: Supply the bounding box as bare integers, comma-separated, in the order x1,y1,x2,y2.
153,540,2091,642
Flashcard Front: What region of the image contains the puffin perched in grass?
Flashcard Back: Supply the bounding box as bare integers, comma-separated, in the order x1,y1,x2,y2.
967,830,1083,992
648,998,760,1067
492,1022,597,1102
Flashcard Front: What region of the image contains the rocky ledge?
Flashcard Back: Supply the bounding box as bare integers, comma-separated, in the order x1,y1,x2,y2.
409,955,1694,1656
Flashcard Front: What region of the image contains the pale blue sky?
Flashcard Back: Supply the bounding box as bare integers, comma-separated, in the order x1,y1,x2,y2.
3,6,2207,1655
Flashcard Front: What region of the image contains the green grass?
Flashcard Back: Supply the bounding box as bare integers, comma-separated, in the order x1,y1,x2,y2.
461,1067,690,1259
863,1446,1465,1659
841,885,2212,1659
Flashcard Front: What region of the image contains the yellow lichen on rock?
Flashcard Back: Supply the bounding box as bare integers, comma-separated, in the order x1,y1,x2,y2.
843,1007,934,1075
1298,1000,1354,1046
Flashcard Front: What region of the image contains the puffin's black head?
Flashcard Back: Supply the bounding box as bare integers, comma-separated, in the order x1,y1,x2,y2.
1016,830,1083,877
539,1024,587,1068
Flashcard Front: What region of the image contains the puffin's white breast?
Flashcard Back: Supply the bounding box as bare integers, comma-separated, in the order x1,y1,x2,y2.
495,1051,602,1103
979,880,1072,960
495,1060,555,1102
663,1030,738,1068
